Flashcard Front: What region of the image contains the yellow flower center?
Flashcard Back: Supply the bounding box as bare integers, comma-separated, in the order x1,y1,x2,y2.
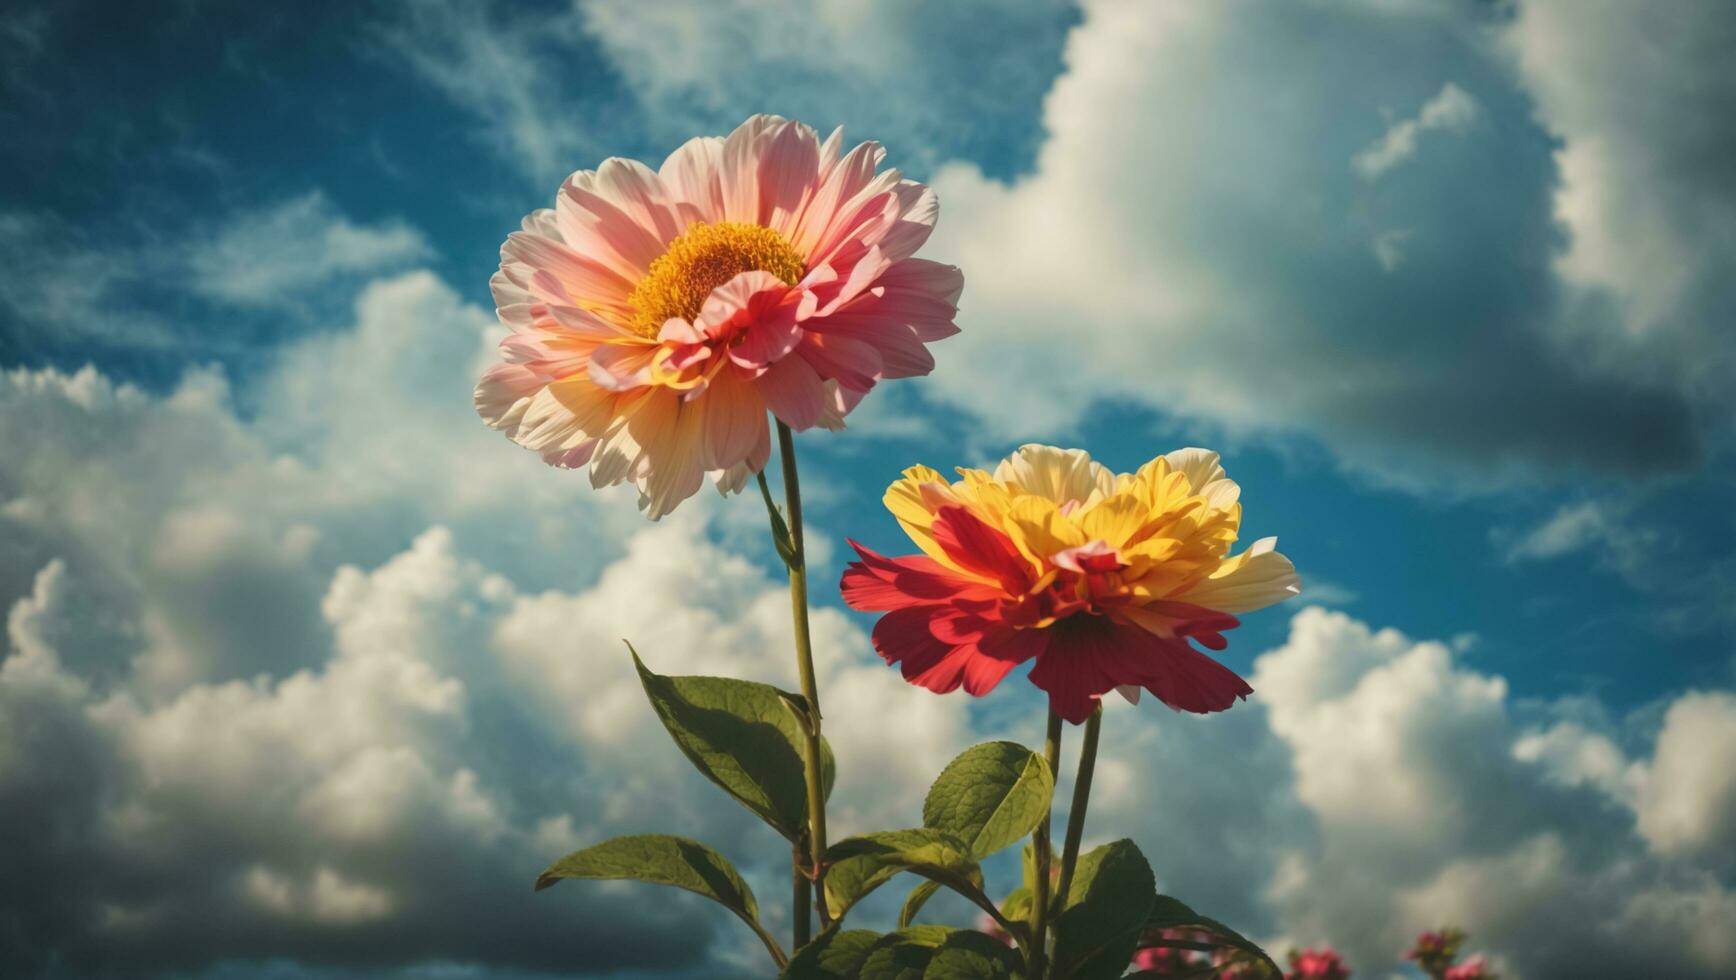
627,222,806,338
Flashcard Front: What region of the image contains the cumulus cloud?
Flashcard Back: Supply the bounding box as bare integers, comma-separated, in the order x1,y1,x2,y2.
377,0,1734,487
377,0,1072,185
0,256,972,973
1504,0,1736,407
0,194,436,364
954,605,1736,980
7,349,1736,979
1497,497,1736,633
916,0,1699,488
183,191,431,309
575,0,1073,178
1353,82,1480,179
373,0,605,185
1636,691,1736,861
1501,500,1625,563
1213,608,1734,978
0,506,970,975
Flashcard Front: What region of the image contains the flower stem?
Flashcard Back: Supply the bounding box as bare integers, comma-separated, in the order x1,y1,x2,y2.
774,420,831,937
1055,702,1103,911
792,841,812,948
1029,708,1065,980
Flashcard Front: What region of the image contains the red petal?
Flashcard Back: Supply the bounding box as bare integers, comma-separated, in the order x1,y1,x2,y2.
929,505,1031,592
962,651,1021,696
839,540,992,611
1025,616,1252,722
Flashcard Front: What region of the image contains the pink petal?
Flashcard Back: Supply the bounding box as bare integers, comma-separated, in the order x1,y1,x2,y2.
592,158,685,245
759,120,822,237
474,363,540,430
700,371,767,471
711,420,771,496
627,391,708,519
789,138,886,257
876,181,940,263
555,170,668,280
588,342,659,391
503,232,635,310
718,115,785,225
808,317,932,379
658,135,726,222
754,352,828,430
695,271,801,369
795,332,883,391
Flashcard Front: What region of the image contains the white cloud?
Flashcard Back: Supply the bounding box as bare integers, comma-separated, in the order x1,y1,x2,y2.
1505,0,1736,354
1501,500,1617,562
374,0,599,184
1636,691,1736,861
0,193,436,360
574,0,1071,175
7,347,1736,980
184,191,431,309
1,498,966,973
1353,82,1480,179
918,0,1697,488
1082,607,1736,979
0,248,967,970
1497,498,1734,632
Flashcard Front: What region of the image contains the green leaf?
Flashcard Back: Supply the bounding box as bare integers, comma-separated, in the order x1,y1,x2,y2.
926,931,1026,980
1126,965,1223,980
781,927,883,979
632,648,836,841
757,469,799,567
922,741,1054,861
999,885,1032,923
1050,839,1156,979
899,880,941,928
1141,894,1282,977
823,829,984,919
536,833,760,928
859,925,952,980
856,927,1024,980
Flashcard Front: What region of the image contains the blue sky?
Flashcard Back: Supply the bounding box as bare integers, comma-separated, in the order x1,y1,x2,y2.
2,2,1734,979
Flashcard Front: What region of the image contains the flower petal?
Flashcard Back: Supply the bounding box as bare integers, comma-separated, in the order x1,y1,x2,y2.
994,444,1114,508
700,370,767,471
1178,538,1300,613
658,135,726,221
754,352,828,430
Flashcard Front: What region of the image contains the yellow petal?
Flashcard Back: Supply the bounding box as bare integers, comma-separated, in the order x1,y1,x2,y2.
992,444,1112,507
1178,537,1300,613
1002,494,1088,566
1075,492,1151,550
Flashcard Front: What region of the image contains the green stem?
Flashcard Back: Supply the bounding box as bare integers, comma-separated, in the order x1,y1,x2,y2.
792,842,811,949
1054,703,1103,911
746,915,790,970
1028,709,1065,980
774,420,831,933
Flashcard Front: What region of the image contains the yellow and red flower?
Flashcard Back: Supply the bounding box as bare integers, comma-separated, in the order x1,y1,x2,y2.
475,115,962,517
841,445,1299,723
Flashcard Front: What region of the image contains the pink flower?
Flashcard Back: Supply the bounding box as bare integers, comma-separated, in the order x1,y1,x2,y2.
1286,946,1351,980
1132,931,1206,972
976,912,1014,947
1444,956,1497,980
476,115,962,517
1405,927,1466,975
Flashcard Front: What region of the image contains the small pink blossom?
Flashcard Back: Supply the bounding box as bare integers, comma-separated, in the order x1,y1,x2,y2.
1286,946,1351,980
1444,955,1497,980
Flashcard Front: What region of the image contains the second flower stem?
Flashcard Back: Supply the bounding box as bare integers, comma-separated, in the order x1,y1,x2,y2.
1029,709,1065,979
1055,702,1104,910
774,421,831,938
